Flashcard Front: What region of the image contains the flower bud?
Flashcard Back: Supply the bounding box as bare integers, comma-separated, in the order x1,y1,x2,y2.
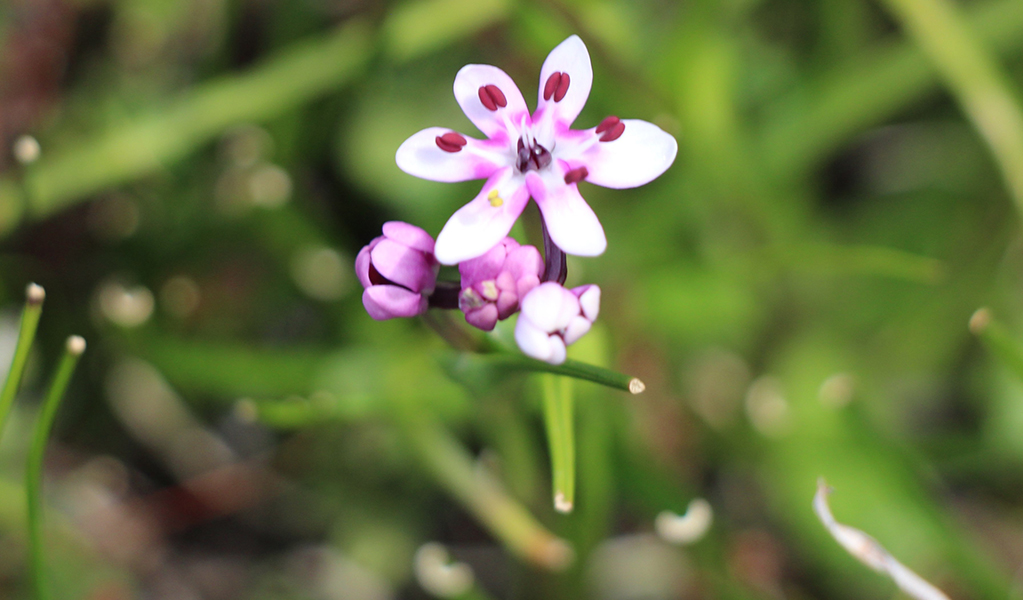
514,282,600,364
458,238,543,331
355,222,439,320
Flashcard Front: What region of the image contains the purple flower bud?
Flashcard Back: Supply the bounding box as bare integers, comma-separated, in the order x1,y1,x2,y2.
514,282,600,364
355,222,439,320
458,238,543,331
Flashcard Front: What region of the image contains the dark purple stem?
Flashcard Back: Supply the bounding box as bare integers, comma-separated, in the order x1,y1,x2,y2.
427,280,461,310
541,219,567,284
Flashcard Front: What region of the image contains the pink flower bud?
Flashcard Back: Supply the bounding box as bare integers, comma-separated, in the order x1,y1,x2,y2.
514,282,600,364
458,238,543,331
355,222,439,320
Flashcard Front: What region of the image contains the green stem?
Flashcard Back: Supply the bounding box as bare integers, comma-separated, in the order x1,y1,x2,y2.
449,352,645,394
541,375,575,513
26,336,85,600
878,0,1023,214
0,284,45,440
401,417,574,571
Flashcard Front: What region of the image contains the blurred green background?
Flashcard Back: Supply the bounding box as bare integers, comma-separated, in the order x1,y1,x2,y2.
2,0,1023,598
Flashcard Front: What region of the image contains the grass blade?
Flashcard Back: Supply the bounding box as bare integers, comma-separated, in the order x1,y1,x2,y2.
0,283,45,440
26,335,85,600
541,374,575,513
448,352,645,394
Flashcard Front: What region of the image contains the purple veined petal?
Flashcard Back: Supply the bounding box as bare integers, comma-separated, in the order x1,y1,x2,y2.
434,167,530,265
534,36,593,132
355,240,379,289
571,119,678,189
515,315,567,364
572,284,601,321
370,238,437,293
396,127,509,183
459,238,510,286
453,65,531,141
382,221,435,254
363,286,427,320
526,170,607,257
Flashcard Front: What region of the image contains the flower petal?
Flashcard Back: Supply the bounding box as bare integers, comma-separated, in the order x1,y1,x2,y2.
382,221,435,254
534,36,593,132
572,284,600,321
370,238,436,293
565,119,678,189
520,282,579,332
526,170,606,257
396,127,508,182
515,316,567,364
434,167,530,265
363,287,426,320
453,65,530,141
459,238,510,286
355,240,378,289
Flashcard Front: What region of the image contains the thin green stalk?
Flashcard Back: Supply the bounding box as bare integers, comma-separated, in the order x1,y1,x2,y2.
541,375,575,513
970,308,1023,382
401,416,574,571
26,336,86,600
0,283,45,440
876,0,1023,212
449,352,645,394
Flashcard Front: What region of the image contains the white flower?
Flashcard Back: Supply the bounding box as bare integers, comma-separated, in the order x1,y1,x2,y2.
514,282,600,365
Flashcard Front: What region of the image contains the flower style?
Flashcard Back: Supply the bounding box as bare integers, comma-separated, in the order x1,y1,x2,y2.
459,237,543,331
515,282,600,365
355,221,438,320
396,35,678,265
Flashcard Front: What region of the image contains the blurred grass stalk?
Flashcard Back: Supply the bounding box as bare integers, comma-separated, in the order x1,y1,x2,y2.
26,335,86,600
0,284,45,439
541,374,575,514
970,308,1023,380
0,0,515,237
449,353,646,394
400,415,574,572
878,0,1023,214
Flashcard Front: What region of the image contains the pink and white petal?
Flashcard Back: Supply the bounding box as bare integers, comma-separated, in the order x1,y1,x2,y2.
453,65,531,141
434,168,530,265
459,239,508,285
465,304,499,331
526,171,606,257
355,241,378,289
515,317,566,364
520,282,578,332
382,221,435,254
534,35,593,131
396,127,506,183
363,287,426,320
562,315,592,346
370,239,436,293
579,119,678,189
571,285,601,321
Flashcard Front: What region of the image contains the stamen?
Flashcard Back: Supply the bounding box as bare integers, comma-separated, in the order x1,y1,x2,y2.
435,132,467,153
597,116,625,142
563,166,588,185
478,85,507,111
543,72,570,102
554,73,570,102
487,189,504,207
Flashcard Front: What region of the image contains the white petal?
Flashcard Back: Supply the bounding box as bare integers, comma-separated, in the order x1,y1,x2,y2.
515,317,567,364
396,128,509,182
573,285,601,321
534,35,592,130
526,171,606,257
454,65,531,142
563,119,678,189
434,167,529,265
520,282,579,332
562,315,591,346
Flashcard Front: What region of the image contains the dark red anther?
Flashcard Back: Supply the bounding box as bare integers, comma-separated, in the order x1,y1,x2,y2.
599,121,625,142
595,115,620,134
554,72,570,102
435,132,467,153
563,166,588,185
478,85,507,111
544,72,571,102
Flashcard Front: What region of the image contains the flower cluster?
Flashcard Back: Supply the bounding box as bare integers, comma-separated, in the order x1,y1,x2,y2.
355,35,676,364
